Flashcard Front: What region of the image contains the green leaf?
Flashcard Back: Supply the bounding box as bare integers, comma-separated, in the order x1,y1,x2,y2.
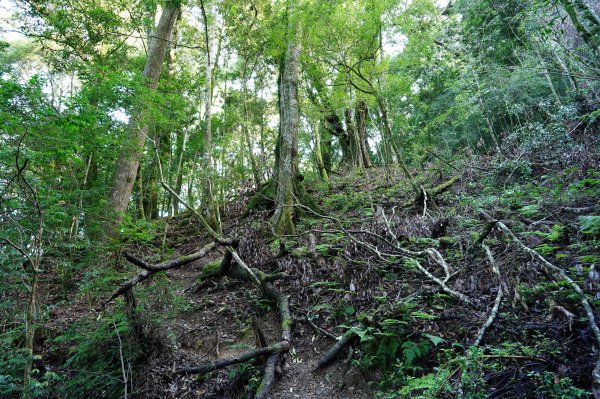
422,333,446,346
410,311,437,320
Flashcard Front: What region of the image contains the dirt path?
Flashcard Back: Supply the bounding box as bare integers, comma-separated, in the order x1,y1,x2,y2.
145,233,374,399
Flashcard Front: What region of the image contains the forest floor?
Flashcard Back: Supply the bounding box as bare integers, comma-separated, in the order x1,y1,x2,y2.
37,149,600,398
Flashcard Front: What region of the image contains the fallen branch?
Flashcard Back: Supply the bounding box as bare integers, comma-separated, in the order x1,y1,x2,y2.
122,240,228,272
294,203,471,305
395,258,471,304
474,244,503,346
177,341,289,375
307,314,337,340
467,221,496,255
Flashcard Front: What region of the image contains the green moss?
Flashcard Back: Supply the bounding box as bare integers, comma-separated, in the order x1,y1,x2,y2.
200,259,223,281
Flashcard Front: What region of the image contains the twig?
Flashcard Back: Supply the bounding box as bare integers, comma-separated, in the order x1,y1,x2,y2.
306,314,337,340
112,321,129,399
230,249,262,288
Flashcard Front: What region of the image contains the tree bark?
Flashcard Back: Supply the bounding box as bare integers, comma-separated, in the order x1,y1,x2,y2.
345,107,363,168
106,4,180,236
312,122,329,180
243,60,262,188
355,99,372,168
272,13,302,235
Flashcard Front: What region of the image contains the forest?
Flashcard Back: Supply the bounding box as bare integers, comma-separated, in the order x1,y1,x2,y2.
0,0,599,397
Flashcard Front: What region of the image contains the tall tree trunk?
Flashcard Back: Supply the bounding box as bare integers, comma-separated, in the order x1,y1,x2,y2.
242,60,262,187
376,95,419,194
345,107,363,168
106,4,180,236
201,0,213,170
200,0,221,234
375,95,394,165
272,18,302,235
312,122,328,181
321,125,333,172
355,99,372,168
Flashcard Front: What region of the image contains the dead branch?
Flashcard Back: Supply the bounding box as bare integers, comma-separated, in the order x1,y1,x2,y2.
294,202,471,304
474,244,504,346
307,314,337,340
122,240,229,272
177,341,289,375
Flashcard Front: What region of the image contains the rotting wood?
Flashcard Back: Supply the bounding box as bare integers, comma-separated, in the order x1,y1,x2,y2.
415,175,460,206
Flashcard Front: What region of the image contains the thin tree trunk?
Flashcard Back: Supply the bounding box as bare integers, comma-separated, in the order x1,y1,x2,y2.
242,60,262,187
376,95,419,194
106,4,180,236
553,50,578,91
472,70,502,153
355,99,372,168
172,130,188,214
313,122,328,181
200,0,222,235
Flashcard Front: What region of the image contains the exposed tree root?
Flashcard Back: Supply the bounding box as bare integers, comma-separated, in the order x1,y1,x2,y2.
108,231,292,397
176,341,289,375
105,240,232,303
196,249,291,397
480,211,600,390
317,330,357,369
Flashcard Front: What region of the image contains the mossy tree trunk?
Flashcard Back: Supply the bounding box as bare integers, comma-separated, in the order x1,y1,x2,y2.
312,122,328,181
272,11,302,235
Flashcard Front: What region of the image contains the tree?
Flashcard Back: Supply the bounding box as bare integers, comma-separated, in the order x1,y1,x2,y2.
107,2,181,237
271,2,302,235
